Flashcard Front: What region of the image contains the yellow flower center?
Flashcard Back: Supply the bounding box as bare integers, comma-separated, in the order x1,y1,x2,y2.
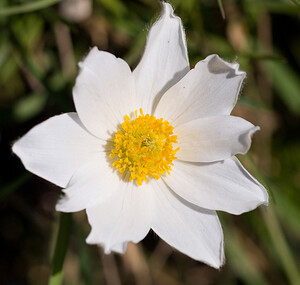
110,109,179,186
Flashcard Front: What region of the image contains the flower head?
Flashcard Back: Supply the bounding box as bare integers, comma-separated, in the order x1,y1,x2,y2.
12,3,268,268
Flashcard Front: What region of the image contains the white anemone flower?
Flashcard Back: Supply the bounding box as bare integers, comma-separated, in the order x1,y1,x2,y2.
12,3,268,268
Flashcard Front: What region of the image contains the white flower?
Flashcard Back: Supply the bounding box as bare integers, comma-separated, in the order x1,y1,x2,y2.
12,3,268,268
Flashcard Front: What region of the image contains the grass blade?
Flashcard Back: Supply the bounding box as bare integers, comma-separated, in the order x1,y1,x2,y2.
217,0,226,19
0,0,62,16
49,213,72,285
246,154,300,285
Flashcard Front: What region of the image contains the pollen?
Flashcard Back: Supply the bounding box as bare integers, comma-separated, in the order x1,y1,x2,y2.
110,109,179,186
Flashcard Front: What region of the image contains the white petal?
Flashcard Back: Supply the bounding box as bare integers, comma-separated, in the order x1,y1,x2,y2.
73,48,135,140
151,180,224,268
12,113,102,187
155,54,246,126
56,152,122,212
85,181,153,253
175,115,259,162
133,2,189,115
105,242,128,254
111,243,128,254
163,157,269,215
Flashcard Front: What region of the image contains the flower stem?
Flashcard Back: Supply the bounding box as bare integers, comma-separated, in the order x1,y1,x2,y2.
48,213,72,285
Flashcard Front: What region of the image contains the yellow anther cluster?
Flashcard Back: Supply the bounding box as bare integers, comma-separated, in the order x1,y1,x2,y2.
110,109,179,186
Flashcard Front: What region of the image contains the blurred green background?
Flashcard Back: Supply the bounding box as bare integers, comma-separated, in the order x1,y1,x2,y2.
1,0,300,284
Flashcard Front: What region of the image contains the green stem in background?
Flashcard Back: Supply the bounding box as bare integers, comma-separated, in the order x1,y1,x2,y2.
49,213,72,285
261,207,300,285
246,153,276,203
290,0,300,7
217,0,226,19
246,153,300,285
0,0,62,16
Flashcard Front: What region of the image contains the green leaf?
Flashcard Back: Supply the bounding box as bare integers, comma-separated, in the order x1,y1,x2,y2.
11,14,44,51
13,92,48,122
97,0,127,17
264,61,300,115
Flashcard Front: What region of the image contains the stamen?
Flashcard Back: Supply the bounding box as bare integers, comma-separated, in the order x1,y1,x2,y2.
110,109,179,186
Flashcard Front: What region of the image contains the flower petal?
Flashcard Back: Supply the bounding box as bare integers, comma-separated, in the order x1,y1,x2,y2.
151,180,224,268
163,157,269,215
155,54,245,126
12,113,102,187
133,2,189,115
73,48,135,140
85,181,153,253
175,115,259,162
108,242,128,254
56,152,122,212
